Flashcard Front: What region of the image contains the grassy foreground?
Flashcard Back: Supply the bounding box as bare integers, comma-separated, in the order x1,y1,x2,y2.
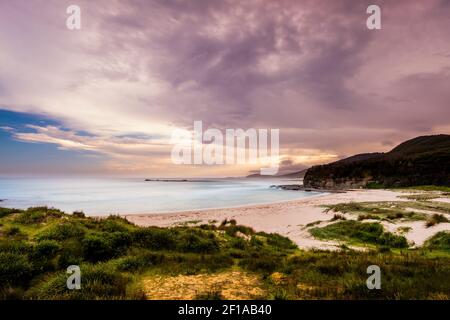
1,206,450,300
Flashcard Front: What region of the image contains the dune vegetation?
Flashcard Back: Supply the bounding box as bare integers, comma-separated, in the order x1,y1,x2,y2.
1,206,450,300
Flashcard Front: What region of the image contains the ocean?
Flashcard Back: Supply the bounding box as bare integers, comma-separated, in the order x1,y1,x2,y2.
0,177,321,216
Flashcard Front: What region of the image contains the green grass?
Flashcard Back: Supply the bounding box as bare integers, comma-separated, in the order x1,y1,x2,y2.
401,185,450,192
309,220,408,248
323,201,428,222
398,193,442,201
424,231,450,251
1,206,450,300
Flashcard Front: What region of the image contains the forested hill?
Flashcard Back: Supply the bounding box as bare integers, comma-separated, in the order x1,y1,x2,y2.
303,135,450,189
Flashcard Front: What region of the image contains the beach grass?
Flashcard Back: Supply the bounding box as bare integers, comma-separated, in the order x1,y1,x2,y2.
1,206,450,300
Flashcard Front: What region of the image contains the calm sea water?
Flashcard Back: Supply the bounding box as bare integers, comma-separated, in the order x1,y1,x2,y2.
0,178,321,216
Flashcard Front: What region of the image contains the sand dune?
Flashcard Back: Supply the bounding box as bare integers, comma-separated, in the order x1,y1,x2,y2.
124,189,450,250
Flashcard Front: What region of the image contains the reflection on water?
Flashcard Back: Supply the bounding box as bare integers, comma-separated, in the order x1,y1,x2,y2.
0,177,320,216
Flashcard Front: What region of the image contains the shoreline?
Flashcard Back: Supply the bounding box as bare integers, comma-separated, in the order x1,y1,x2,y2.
124,188,450,250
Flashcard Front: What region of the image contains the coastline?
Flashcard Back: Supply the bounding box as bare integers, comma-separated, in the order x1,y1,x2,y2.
124,188,450,250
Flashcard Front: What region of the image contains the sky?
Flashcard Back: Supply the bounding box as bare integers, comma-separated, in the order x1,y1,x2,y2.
0,0,449,177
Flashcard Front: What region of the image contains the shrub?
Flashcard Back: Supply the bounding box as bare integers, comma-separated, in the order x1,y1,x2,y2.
116,253,166,272
4,226,22,237
132,228,177,250
82,231,131,262
379,232,408,248
223,225,254,237
230,238,247,250
37,222,85,241
425,214,449,228
72,211,85,218
33,240,60,258
260,232,297,250
98,216,131,233
14,211,46,224
310,220,408,248
27,263,134,300
82,233,114,262
0,208,20,218
425,231,450,251
0,240,32,255
240,255,282,273
331,214,347,221
177,231,219,253
0,252,33,287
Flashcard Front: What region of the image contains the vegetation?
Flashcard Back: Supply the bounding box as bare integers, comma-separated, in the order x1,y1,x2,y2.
0,206,449,300
425,232,450,252
426,214,450,228
309,220,409,248
304,135,450,189
322,201,432,222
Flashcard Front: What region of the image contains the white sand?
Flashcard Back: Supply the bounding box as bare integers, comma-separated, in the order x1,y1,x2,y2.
123,189,450,250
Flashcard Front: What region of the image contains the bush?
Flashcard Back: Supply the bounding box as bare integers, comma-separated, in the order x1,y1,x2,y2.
379,232,408,248
0,252,33,287
132,228,177,250
230,238,247,250
0,240,32,255
425,214,449,228
0,208,20,218
425,231,450,251
33,240,60,258
27,263,135,300
116,253,166,272
310,220,408,248
259,232,297,250
37,222,85,241
4,226,22,237
177,231,219,253
72,211,85,218
98,216,131,233
82,232,131,262
240,255,282,273
82,234,114,262
14,211,46,224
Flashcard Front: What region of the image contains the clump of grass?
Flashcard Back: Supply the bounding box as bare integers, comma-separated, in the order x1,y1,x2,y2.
357,214,381,221
324,201,432,221
425,214,449,228
72,211,85,218
402,185,450,192
0,208,20,219
310,220,408,248
397,226,412,234
330,214,346,221
26,263,137,300
398,194,441,201
305,220,322,228
37,222,86,241
424,231,450,251
4,226,23,237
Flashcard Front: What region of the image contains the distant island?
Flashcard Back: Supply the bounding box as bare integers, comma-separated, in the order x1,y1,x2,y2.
144,179,215,182
304,135,450,189
246,168,308,179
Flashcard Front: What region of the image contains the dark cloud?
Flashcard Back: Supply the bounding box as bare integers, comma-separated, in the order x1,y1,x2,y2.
0,0,449,175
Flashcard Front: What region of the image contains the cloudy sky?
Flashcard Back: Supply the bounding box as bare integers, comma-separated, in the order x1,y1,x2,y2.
0,0,449,177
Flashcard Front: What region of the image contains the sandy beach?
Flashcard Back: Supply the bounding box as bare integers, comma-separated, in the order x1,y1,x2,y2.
124,189,450,250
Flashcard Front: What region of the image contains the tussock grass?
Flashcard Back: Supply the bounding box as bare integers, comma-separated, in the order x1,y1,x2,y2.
1,206,449,300
309,220,408,248
426,214,449,228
